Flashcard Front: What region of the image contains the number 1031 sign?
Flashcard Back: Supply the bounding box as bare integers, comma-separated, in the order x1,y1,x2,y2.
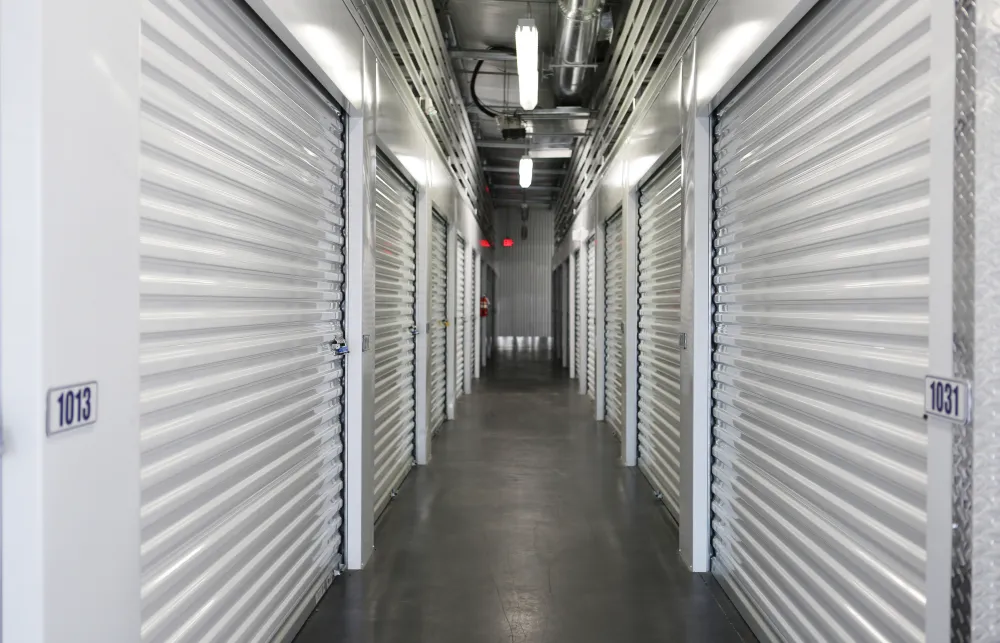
924,375,969,425
47,381,98,435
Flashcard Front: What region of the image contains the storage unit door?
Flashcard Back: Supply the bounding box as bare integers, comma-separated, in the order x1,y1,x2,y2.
138,1,347,640
586,237,596,400
469,253,477,377
430,214,448,435
373,153,417,518
456,236,466,398
637,155,684,518
604,213,625,437
710,0,931,640
574,249,583,379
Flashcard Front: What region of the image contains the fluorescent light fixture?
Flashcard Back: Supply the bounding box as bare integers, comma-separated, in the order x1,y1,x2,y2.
572,229,588,242
518,156,533,188
515,19,538,110
528,148,573,159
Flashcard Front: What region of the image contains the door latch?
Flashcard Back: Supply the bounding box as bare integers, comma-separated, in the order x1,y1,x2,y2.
678,332,688,349
330,338,350,355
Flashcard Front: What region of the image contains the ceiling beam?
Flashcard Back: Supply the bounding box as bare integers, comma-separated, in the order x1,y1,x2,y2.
490,185,561,192
476,140,578,149
484,166,566,175
449,48,516,61
466,106,594,121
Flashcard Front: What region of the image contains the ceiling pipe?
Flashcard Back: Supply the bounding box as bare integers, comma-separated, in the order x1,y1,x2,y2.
552,0,606,104
476,140,579,149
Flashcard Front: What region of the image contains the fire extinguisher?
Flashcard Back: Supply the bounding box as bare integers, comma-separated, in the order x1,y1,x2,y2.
480,295,490,318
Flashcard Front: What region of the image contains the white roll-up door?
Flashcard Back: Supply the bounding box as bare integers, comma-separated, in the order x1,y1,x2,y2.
636,155,683,518
586,237,596,400
470,251,478,379
574,249,583,379
430,214,448,435
710,0,930,640
456,235,466,399
373,154,417,518
139,1,346,640
604,212,625,437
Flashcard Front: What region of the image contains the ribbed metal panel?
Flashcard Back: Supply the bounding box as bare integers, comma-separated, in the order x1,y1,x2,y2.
710,0,931,640
470,251,478,377
574,249,583,379
494,210,555,337
586,237,596,399
456,235,466,398
604,213,625,437
430,214,448,435
373,154,417,517
636,156,683,518
138,0,346,640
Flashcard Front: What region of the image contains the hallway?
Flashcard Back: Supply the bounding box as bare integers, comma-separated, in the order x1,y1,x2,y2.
294,349,753,643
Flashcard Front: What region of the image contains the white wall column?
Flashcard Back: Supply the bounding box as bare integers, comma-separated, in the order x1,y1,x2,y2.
1,0,141,639
622,187,640,467
446,223,457,419
344,42,377,570
414,188,431,465
678,43,712,573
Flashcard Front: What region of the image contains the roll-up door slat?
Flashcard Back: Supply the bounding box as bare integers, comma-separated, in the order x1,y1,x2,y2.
574,249,583,379
470,252,477,380
710,0,930,640
373,153,417,518
456,235,466,398
139,0,346,640
637,154,684,519
587,238,596,400
604,213,625,437
430,215,448,434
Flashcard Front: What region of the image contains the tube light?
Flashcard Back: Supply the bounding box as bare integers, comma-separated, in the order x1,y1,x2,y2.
515,19,538,110
519,156,533,188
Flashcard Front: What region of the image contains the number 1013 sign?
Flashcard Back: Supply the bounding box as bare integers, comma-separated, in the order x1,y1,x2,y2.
924,375,969,425
47,381,98,435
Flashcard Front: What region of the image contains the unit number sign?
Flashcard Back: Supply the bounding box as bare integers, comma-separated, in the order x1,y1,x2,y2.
924,375,969,425
47,381,98,435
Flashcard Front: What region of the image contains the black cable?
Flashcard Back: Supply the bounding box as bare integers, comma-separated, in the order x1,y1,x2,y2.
470,46,518,118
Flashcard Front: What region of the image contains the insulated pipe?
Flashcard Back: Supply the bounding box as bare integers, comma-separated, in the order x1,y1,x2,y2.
552,0,605,104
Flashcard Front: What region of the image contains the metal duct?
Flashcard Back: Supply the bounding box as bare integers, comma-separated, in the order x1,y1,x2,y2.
552,0,605,104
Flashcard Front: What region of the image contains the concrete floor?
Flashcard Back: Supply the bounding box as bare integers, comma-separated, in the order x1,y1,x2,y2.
294,346,755,643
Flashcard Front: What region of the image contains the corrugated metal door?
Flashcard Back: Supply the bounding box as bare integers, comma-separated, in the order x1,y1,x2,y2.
710,0,930,640
604,213,625,437
586,237,596,400
456,235,466,399
469,252,478,379
373,153,417,517
574,249,583,379
430,214,448,435
636,155,683,518
138,0,346,640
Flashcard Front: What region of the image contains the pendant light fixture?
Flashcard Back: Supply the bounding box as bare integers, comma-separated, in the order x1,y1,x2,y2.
519,155,533,188
515,18,538,110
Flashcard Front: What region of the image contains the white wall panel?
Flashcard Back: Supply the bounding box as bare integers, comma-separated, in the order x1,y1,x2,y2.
495,209,555,338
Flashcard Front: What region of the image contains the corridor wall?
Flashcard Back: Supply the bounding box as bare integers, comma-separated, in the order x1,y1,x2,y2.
0,0,494,640
494,208,555,339
552,0,970,640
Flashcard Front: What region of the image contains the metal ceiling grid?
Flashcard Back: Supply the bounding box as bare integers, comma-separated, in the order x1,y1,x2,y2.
552,0,713,243
346,0,494,236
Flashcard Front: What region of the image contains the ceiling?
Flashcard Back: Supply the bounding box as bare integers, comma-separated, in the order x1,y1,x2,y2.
439,0,596,212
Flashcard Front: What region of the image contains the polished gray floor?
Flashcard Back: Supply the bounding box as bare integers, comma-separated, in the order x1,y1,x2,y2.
294,346,754,643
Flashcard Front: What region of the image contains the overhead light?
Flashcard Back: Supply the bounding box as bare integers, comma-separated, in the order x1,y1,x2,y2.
572,229,588,242
519,156,533,188
515,19,538,110
529,148,573,159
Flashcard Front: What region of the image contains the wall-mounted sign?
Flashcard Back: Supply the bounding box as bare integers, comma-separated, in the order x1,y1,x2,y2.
47,381,98,435
924,375,970,425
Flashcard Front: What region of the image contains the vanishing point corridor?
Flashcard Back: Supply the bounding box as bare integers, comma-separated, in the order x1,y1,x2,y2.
294,348,753,643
